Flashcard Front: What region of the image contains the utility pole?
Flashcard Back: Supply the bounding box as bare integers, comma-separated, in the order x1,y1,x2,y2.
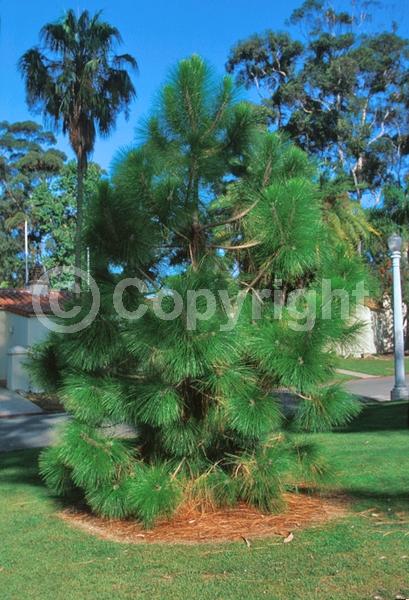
24,220,29,286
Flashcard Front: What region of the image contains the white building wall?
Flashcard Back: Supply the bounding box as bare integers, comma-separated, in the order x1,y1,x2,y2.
342,304,377,357
7,313,29,348
0,312,50,391
0,312,7,383
28,317,50,347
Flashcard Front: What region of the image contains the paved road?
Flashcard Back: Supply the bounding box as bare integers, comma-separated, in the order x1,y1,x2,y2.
344,375,405,402
0,413,68,452
0,377,404,453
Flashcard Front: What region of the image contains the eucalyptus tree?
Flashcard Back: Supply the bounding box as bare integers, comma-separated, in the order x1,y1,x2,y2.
19,9,137,276
0,120,65,284
227,0,409,205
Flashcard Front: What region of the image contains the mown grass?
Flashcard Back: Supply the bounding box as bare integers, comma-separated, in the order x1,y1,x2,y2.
336,354,409,377
1,403,409,600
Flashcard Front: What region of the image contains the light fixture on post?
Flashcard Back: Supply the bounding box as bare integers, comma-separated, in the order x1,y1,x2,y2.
387,233,409,401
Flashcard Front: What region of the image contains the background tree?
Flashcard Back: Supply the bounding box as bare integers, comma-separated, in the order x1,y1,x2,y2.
19,9,137,277
0,120,65,286
29,161,104,284
31,56,366,526
226,0,409,205
365,182,409,312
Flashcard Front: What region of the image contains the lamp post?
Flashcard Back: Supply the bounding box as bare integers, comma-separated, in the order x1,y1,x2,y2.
388,233,409,401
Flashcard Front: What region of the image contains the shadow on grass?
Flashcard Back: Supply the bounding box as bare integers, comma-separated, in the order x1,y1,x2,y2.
0,448,88,511
342,488,409,502
0,448,43,487
295,485,409,511
340,488,409,512
284,400,409,433
337,400,409,433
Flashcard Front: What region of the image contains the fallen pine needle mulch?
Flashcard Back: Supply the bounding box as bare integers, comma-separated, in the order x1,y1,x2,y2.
59,493,348,545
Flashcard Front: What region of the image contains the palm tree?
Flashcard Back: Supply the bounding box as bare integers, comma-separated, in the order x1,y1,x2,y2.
19,9,137,279
319,178,377,254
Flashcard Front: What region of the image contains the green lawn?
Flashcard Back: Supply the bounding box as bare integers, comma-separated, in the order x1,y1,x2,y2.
335,354,409,377
1,404,409,600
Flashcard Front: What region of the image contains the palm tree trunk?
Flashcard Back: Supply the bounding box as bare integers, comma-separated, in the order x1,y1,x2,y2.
75,155,86,289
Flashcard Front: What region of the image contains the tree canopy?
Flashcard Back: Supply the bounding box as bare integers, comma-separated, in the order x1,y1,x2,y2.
0,120,65,285
0,120,104,286
227,0,409,204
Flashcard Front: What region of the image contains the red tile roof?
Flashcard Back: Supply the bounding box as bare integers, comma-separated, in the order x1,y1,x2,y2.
0,289,70,317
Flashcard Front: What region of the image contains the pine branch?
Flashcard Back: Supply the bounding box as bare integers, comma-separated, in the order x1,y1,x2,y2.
202,198,259,230
210,240,260,250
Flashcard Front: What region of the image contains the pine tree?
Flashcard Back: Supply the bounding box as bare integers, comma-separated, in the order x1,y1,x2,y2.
31,56,366,527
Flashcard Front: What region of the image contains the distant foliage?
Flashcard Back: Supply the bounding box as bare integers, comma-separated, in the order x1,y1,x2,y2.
227,0,409,206
0,120,65,285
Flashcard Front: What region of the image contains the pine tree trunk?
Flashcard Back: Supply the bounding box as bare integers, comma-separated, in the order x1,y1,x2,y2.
189,176,204,269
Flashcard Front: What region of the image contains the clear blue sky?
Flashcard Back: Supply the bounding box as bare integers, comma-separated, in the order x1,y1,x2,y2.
1,0,408,171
